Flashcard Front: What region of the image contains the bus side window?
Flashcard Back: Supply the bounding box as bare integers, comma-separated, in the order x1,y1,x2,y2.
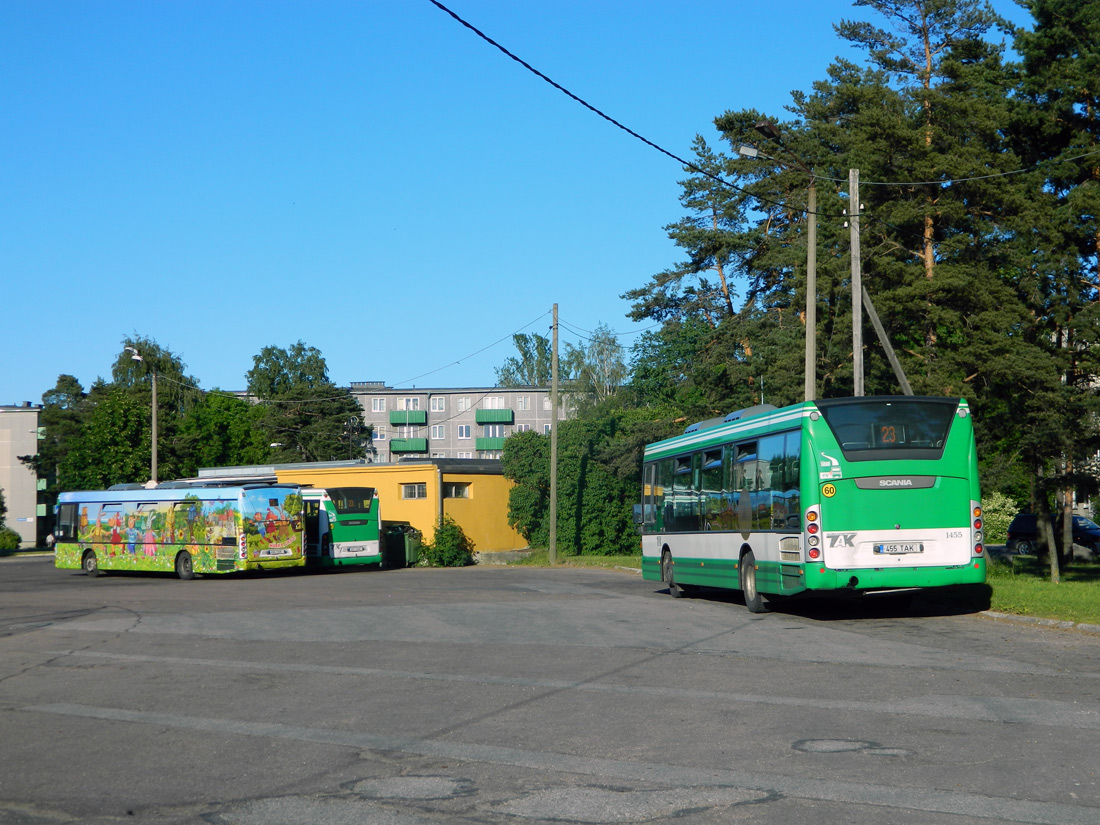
701,449,725,529
672,455,699,532
784,429,802,530
56,503,78,542
734,442,757,533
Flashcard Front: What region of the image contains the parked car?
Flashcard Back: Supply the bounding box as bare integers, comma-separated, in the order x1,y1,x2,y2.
1006,512,1100,556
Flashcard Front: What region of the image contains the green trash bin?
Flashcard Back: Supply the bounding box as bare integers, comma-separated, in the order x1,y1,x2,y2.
382,526,406,569
403,529,421,567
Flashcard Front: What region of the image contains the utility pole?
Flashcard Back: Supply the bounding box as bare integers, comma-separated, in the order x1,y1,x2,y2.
850,168,863,396
126,346,158,484
549,303,559,565
150,370,158,483
862,287,913,395
747,121,817,401
805,179,817,401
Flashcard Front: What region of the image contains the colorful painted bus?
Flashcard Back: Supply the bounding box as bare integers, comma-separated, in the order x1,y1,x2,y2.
639,397,986,612
54,484,305,579
302,486,381,568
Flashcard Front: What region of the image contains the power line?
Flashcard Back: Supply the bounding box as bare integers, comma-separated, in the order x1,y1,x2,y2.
128,312,552,404
825,147,1100,188
428,1,1100,220
392,311,550,388
424,0,801,213
557,318,662,342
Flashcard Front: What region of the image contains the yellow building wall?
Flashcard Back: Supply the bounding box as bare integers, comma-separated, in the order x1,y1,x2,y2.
273,464,526,553
441,472,526,553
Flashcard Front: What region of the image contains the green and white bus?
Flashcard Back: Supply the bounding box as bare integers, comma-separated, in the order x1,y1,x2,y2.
302,487,381,568
639,396,986,612
54,483,306,580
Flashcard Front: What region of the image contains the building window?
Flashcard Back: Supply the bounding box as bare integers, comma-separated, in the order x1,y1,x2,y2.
483,396,504,409
544,424,552,434
402,483,427,499
479,450,502,459
400,397,420,411
542,396,552,411
372,398,386,413
431,451,446,459
517,424,532,432
457,397,471,412
431,424,445,440
457,425,471,440
456,451,473,458
374,426,386,441
430,396,446,412
444,482,470,499
483,424,504,438
517,396,530,411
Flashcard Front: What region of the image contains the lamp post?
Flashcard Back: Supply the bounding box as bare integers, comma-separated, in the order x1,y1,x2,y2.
125,347,157,484
740,120,817,401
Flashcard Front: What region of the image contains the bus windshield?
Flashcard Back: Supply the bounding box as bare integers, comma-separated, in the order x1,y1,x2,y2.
816,397,959,461
327,487,375,514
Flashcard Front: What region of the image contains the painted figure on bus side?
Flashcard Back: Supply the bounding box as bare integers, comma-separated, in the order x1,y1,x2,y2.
253,512,267,538
125,515,141,555
143,523,158,556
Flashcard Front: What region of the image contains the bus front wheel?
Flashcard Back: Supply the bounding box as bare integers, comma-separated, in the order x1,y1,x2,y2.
662,551,683,598
175,551,195,581
740,551,766,613
82,551,100,577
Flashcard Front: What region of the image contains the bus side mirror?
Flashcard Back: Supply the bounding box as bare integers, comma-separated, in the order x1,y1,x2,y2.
633,505,644,525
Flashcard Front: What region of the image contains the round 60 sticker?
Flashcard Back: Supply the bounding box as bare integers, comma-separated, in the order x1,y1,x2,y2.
822,483,837,498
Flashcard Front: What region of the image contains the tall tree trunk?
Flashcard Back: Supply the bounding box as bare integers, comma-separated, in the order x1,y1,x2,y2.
1036,465,1061,583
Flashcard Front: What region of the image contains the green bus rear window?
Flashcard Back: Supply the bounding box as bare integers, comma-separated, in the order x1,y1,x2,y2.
328,488,376,514
816,397,959,461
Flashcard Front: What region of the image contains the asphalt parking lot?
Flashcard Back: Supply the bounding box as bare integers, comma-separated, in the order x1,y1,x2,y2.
2,555,1099,825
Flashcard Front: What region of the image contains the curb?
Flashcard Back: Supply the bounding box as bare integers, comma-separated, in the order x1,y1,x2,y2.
981,610,1100,635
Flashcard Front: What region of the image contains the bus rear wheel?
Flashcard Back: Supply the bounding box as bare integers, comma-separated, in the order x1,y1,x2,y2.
740,551,766,613
175,551,195,581
662,551,683,598
82,551,100,577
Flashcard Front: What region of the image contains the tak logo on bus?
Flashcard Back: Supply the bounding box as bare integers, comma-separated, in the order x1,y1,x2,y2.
827,533,856,548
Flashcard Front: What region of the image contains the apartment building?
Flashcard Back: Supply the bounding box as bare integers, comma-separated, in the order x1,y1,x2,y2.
0,403,43,548
350,381,567,463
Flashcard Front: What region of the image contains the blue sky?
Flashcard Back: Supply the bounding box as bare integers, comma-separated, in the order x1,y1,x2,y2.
1,0,1030,404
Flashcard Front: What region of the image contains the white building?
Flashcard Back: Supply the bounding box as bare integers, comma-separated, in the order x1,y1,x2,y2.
0,403,43,548
350,382,568,462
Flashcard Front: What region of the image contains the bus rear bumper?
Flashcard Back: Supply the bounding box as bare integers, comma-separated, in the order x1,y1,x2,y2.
804,558,986,591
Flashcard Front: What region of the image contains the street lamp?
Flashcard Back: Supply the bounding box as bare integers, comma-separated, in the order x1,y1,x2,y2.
740,120,818,401
125,347,158,484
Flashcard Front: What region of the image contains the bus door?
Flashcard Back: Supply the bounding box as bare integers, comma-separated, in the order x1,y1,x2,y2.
302,497,329,558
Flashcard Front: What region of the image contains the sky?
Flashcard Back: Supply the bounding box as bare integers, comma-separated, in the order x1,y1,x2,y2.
0,0,1032,405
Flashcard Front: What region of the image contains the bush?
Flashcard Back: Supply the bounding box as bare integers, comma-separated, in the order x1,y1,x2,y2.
982,490,1018,545
0,527,22,552
419,516,475,567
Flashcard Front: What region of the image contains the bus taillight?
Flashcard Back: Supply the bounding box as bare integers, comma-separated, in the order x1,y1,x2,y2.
971,501,984,557
805,505,821,559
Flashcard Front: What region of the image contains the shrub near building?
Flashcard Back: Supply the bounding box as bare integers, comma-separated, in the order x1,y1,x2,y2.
0,489,23,551
419,516,475,567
